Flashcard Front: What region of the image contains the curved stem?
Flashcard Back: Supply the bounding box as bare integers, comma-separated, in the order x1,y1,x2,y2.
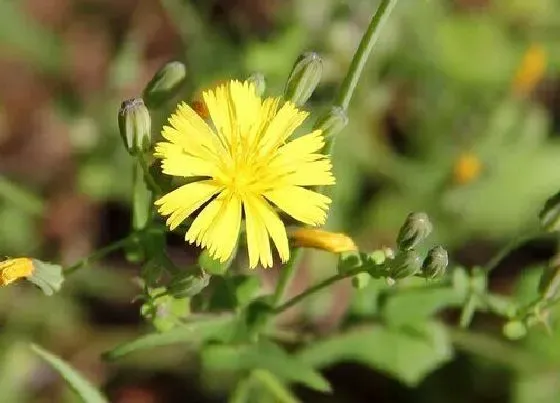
64,236,133,275
335,0,399,111
138,153,163,195
273,268,362,314
272,248,302,306
484,229,542,274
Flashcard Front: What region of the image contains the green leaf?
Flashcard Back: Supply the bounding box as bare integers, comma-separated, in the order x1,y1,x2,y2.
30,344,108,403
104,314,233,360
297,322,453,386
202,341,331,393
252,370,301,403
383,287,463,326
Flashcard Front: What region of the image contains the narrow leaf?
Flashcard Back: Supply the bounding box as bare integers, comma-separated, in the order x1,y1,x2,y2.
30,344,108,403
104,314,233,360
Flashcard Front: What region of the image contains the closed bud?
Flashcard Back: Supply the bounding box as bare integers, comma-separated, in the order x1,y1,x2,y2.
387,250,422,281
539,191,560,232
396,212,433,251
247,73,266,96
351,273,370,289
284,52,323,106
167,270,210,298
118,98,151,155
422,246,448,280
143,61,187,108
503,320,527,340
313,106,348,139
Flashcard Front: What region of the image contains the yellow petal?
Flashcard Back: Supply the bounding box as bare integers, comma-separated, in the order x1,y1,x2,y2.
203,192,242,262
291,228,357,253
244,196,273,268
280,159,335,186
0,258,34,286
159,144,221,178
264,186,331,226
257,101,308,157
246,194,289,264
155,180,222,230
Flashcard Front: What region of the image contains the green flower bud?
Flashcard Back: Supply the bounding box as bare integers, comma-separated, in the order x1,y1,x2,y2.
118,98,151,155
167,270,210,298
539,191,560,232
422,246,448,280
502,320,527,340
143,61,187,108
247,72,266,96
396,212,433,251
351,273,370,289
313,106,348,139
387,250,422,281
284,52,323,106
538,263,560,300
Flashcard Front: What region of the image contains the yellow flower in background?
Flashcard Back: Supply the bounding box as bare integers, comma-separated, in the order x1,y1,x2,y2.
512,43,547,96
0,258,34,286
291,228,357,253
155,80,335,268
452,152,482,185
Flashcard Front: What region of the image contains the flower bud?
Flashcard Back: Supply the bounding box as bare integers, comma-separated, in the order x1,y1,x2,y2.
247,73,266,96
539,191,560,232
284,52,323,106
351,273,370,290
313,106,349,139
28,259,64,296
502,320,527,340
422,246,448,280
143,61,187,108
387,250,422,281
118,98,151,155
291,228,357,254
167,270,210,298
396,212,433,251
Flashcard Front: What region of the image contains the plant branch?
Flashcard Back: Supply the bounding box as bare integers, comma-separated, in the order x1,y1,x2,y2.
335,0,399,111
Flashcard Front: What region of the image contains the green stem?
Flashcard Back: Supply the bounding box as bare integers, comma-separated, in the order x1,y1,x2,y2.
484,229,542,274
64,234,136,275
459,295,477,329
0,175,45,216
335,0,399,111
138,153,163,195
272,248,302,306
273,268,362,314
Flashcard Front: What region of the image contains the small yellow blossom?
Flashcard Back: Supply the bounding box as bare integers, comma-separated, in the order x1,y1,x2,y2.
155,80,335,268
453,153,482,185
291,228,357,253
512,43,547,96
0,258,34,286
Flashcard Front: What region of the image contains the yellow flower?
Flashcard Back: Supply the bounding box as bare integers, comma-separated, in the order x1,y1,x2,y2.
0,258,34,286
512,43,547,96
155,80,335,268
452,152,482,185
291,228,357,253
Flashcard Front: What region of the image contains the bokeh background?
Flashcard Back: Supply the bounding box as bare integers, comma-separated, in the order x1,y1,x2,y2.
1,0,560,402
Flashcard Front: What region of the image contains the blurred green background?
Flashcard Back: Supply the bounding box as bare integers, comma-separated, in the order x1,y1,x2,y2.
1,0,560,402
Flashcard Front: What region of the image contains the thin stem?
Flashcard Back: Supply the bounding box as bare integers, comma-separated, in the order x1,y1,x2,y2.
459,295,477,329
138,153,163,195
273,268,362,314
272,248,302,306
484,229,542,274
335,0,399,111
64,235,134,275
0,175,45,216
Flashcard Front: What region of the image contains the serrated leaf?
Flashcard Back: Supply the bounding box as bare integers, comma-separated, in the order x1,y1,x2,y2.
30,344,108,403
297,322,453,386
383,287,463,326
104,314,233,360
202,341,331,393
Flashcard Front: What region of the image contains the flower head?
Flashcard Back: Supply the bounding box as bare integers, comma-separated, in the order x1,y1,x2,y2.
0,258,34,286
512,43,547,96
155,80,335,268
